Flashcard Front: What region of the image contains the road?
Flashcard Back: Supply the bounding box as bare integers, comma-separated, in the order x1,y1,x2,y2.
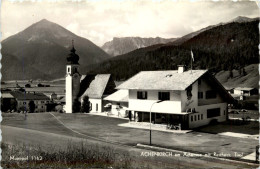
2,125,257,169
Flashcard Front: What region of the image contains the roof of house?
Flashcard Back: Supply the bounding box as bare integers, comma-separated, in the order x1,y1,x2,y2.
234,87,255,91
117,70,208,90
10,91,50,100
79,74,111,99
1,93,14,98
104,90,128,102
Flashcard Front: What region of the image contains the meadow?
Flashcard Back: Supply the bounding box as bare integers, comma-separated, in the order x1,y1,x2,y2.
2,141,132,168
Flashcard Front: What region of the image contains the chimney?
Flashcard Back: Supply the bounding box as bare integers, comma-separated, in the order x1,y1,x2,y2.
178,65,186,73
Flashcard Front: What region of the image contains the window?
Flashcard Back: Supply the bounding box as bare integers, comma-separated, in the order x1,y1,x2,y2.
23,102,26,105
194,115,197,121
96,104,98,111
198,92,203,99
206,90,217,99
41,106,44,108
201,114,203,120
158,92,170,101
207,108,220,118
41,101,45,103
137,91,147,99
198,115,200,120
68,67,70,73
191,116,193,122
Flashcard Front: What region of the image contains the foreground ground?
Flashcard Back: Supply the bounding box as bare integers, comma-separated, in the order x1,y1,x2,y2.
2,112,259,168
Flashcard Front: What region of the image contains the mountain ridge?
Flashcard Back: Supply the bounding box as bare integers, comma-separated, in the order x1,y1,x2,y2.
101,36,176,56
89,18,259,88
1,19,110,80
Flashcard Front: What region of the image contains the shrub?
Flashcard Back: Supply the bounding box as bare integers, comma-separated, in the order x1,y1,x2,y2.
81,96,91,113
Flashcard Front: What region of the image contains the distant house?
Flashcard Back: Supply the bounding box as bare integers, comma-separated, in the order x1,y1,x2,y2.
104,90,128,116
1,92,16,112
10,91,50,112
44,92,58,100
78,74,116,113
117,66,234,129
233,87,258,96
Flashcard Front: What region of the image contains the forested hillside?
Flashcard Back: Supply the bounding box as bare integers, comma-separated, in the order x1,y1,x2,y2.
89,20,259,81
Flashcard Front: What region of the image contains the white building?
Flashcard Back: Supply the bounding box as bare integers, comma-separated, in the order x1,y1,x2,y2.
117,66,234,129
233,87,257,96
104,90,128,117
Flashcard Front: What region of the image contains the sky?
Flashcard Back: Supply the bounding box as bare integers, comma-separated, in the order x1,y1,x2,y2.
1,0,259,46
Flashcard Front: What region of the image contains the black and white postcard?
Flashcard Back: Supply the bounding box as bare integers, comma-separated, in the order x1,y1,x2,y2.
1,1,259,168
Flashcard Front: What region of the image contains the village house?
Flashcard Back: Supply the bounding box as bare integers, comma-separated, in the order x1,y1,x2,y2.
1,92,16,112
117,66,234,129
233,87,258,96
104,89,128,117
64,42,115,113
9,91,50,112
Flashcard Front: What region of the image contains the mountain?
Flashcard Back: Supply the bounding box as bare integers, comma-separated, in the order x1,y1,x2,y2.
101,37,176,56
167,16,259,46
89,18,259,87
1,19,110,80
230,16,259,23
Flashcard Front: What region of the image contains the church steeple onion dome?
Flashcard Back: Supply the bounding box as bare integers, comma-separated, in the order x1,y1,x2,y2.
67,40,79,65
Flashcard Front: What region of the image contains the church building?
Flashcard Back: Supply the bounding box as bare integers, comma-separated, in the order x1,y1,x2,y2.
65,42,115,113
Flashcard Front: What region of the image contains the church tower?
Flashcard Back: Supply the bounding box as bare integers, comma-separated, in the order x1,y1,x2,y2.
65,40,81,113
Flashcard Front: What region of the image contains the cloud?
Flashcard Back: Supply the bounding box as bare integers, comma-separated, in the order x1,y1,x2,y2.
1,1,259,46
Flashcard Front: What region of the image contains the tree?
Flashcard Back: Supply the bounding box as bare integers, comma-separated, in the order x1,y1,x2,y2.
72,99,81,113
239,68,242,76
28,100,35,113
229,69,233,79
242,68,247,76
25,84,31,88
81,96,91,113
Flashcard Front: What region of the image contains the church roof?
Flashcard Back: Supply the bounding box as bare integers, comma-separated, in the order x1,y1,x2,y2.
79,74,111,99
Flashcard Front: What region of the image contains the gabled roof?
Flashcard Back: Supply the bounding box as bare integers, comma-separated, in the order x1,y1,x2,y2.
1,93,14,99
10,91,50,100
117,70,208,90
79,74,111,99
234,87,255,91
104,90,128,102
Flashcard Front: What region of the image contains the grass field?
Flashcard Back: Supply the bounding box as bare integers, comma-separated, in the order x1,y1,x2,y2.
1,141,131,169
2,112,258,161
